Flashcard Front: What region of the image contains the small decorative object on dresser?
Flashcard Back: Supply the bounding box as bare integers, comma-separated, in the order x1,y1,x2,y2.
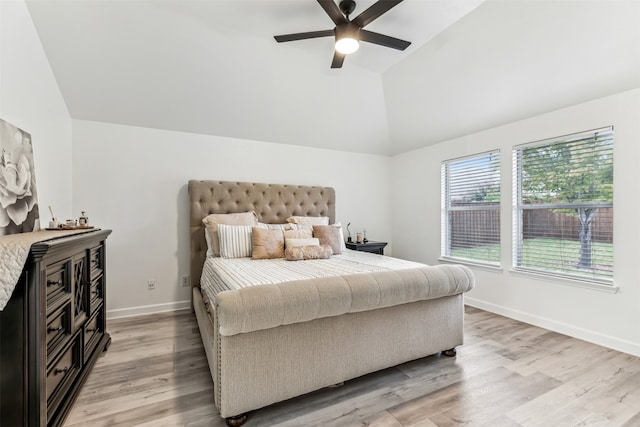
79,211,89,226
0,229,111,427
345,240,388,255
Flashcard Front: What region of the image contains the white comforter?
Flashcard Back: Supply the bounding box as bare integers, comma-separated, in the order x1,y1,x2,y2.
200,250,475,336
200,249,426,299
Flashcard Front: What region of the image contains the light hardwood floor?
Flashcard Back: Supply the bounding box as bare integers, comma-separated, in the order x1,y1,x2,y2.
65,306,640,427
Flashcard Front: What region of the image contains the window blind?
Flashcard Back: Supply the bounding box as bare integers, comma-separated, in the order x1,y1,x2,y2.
442,151,501,265
513,127,614,282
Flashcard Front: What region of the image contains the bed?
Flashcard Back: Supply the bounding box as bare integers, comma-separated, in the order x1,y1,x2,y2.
188,180,475,426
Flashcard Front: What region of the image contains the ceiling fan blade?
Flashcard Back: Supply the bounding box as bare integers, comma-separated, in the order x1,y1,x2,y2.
360,29,411,50
331,51,345,68
274,29,334,43
317,0,347,26
352,0,403,28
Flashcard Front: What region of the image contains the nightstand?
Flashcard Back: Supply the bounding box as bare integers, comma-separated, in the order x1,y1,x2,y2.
345,240,388,255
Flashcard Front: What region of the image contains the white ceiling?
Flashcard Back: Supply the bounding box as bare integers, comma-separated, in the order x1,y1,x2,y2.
25,0,640,156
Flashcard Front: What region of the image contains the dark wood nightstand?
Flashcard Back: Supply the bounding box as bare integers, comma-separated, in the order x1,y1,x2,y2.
345,240,388,255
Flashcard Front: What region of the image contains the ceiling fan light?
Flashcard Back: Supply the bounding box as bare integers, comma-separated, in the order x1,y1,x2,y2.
335,37,359,54
334,22,360,55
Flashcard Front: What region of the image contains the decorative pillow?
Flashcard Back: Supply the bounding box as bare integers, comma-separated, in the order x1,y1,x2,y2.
285,238,320,248
202,211,258,257
284,228,313,240
333,222,347,252
285,245,333,261
257,222,296,231
252,227,285,259
217,224,253,258
313,225,343,254
286,216,330,226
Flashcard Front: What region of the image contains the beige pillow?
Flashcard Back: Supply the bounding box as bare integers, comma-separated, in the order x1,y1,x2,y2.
202,211,258,257
285,238,320,248
285,245,333,261
252,228,285,259
313,225,342,254
286,216,330,226
284,228,313,240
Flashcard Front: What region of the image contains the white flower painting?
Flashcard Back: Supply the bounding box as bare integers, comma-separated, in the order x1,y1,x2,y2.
0,119,39,235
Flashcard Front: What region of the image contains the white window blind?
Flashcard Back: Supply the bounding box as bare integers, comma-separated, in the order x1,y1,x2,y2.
513,127,614,283
442,151,501,265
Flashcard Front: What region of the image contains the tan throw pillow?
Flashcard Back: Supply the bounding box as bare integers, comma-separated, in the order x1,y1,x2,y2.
284,228,313,240
312,225,343,254
202,211,258,257
252,228,285,259
286,216,330,226
285,245,333,261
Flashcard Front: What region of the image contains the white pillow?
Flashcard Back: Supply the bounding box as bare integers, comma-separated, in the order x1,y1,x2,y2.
217,224,253,258
333,222,347,252
285,237,320,248
257,222,296,231
286,216,330,226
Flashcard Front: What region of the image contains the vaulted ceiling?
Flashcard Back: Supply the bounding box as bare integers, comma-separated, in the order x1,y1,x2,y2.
26,0,640,156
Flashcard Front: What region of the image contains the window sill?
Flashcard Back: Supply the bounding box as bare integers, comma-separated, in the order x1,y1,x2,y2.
438,257,503,273
509,268,618,293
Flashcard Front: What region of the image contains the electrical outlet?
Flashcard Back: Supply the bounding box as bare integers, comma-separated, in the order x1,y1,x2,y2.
147,279,156,291
180,275,190,288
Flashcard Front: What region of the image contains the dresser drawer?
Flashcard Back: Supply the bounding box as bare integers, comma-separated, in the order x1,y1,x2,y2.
46,335,81,413
45,260,70,310
46,301,72,360
89,276,104,314
84,309,103,362
89,245,104,279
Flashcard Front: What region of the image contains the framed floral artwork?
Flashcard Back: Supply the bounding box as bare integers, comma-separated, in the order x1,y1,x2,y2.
0,119,39,235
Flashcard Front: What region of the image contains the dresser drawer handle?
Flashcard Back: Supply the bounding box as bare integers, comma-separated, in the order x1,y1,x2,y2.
48,325,64,333
91,290,99,295
47,279,63,287
54,367,70,375
86,328,97,333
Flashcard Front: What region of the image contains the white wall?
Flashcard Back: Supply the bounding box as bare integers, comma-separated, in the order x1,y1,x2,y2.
72,119,392,317
0,0,72,217
391,89,640,356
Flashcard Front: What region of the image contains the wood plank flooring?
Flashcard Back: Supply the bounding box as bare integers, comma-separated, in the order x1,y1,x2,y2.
65,306,640,426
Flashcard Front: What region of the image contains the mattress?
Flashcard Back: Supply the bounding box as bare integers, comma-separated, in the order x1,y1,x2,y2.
200,249,426,301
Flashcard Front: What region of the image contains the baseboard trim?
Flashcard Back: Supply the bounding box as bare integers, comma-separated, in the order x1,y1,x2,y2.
465,297,640,357
107,300,191,320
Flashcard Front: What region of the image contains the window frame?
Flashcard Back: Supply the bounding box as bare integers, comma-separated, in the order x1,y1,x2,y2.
512,127,614,285
441,150,501,267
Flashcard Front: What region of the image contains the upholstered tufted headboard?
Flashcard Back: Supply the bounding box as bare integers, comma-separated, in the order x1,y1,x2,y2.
188,180,336,288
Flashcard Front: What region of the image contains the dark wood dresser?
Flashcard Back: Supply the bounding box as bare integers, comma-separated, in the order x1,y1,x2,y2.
0,229,112,427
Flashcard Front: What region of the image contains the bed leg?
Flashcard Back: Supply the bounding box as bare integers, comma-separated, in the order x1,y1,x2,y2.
442,348,457,357
225,414,248,426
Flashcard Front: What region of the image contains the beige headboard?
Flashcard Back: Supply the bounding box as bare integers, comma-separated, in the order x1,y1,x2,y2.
188,180,336,288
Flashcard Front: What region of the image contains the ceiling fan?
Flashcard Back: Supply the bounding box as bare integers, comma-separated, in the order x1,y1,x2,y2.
274,0,411,69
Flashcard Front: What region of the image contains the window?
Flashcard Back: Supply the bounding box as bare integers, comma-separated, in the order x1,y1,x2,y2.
441,151,501,265
513,127,614,282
